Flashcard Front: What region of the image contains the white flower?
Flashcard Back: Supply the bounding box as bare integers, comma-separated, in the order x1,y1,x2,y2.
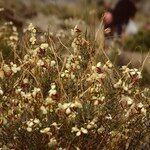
48,137,57,147
101,96,105,102
34,118,40,124
61,73,65,78
46,97,54,104
51,122,58,127
87,124,92,129
76,131,81,136
81,127,88,134
0,87,3,95
74,101,82,108
37,60,44,66
58,103,69,110
40,43,48,49
23,78,29,84
3,64,11,73
28,23,35,31
137,103,143,108
11,64,21,73
137,71,142,79
51,84,56,90
94,100,99,106
65,70,69,73
66,108,71,114
65,70,69,77
50,60,56,67
114,79,122,88
98,73,106,79
92,66,96,71
20,91,26,98
9,35,18,41
126,97,133,105
96,62,101,68
71,73,75,80
122,82,128,91
141,108,146,115
106,60,113,68
40,127,50,133
27,127,32,132
29,36,36,44
40,106,47,114
72,126,79,132
27,121,34,127
49,89,57,96
32,88,41,97
66,63,71,69
105,114,112,120
12,26,17,32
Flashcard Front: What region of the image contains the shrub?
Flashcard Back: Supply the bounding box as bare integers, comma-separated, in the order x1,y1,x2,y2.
0,23,150,150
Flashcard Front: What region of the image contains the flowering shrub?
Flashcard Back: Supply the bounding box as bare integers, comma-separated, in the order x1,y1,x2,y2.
0,22,150,150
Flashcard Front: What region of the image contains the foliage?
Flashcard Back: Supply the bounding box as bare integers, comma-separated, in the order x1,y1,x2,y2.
124,29,150,52
0,22,150,150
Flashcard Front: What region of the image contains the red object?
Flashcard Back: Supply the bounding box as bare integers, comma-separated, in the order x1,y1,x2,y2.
103,12,113,25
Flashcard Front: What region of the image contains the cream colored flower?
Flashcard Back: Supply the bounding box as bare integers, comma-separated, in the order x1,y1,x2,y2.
34,118,40,124
29,36,36,44
49,89,57,96
27,127,32,132
50,60,56,67
51,83,56,90
74,101,82,108
137,102,143,108
28,23,34,31
27,121,34,127
114,79,122,88
0,87,3,95
40,106,47,115
96,62,101,68
37,60,44,66
46,97,54,104
40,43,48,49
48,137,57,147
76,131,81,136
71,126,79,132
66,108,71,114
40,127,50,133
81,127,88,134
141,108,146,115
11,64,21,73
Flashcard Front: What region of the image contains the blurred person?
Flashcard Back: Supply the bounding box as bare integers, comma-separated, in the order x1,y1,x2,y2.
125,19,138,35
103,0,137,36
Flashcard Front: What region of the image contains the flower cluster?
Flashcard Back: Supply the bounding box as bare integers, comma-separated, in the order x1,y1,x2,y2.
27,23,36,45
61,54,81,81
71,126,88,136
121,66,142,81
58,99,82,115
87,60,113,82
9,25,19,48
26,118,41,132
